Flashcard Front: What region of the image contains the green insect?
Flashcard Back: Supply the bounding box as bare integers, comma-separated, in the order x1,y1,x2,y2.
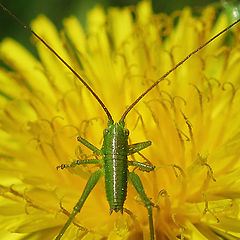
221,0,240,23
1,2,240,240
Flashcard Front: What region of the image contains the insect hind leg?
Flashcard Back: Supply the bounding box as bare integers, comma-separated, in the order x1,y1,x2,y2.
128,171,154,240
55,169,103,240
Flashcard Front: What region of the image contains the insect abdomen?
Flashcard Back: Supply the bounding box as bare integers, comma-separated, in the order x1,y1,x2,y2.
104,154,128,213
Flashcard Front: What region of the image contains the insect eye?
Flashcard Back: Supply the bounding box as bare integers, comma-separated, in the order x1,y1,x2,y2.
124,129,129,136
103,129,110,136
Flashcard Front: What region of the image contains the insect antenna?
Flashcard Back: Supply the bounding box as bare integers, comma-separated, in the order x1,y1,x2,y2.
0,3,113,122
120,17,240,123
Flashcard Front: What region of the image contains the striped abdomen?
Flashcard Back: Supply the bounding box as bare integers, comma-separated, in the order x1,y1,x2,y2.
104,154,128,213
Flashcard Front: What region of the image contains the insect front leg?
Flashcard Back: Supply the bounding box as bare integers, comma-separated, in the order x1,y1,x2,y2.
128,141,151,155
55,169,103,240
77,136,102,156
57,136,102,169
128,171,154,240
128,141,154,171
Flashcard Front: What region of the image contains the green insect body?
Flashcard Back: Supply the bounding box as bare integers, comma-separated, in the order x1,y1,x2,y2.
1,2,240,240
102,120,134,213
102,120,153,214
56,119,154,240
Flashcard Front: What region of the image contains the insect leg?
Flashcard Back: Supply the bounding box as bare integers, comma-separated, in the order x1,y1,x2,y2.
128,161,155,172
57,159,101,170
77,136,102,156
128,141,151,155
128,171,154,240
55,169,103,240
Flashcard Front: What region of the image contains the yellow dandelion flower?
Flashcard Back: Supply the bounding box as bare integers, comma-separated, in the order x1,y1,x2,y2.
1,1,240,240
